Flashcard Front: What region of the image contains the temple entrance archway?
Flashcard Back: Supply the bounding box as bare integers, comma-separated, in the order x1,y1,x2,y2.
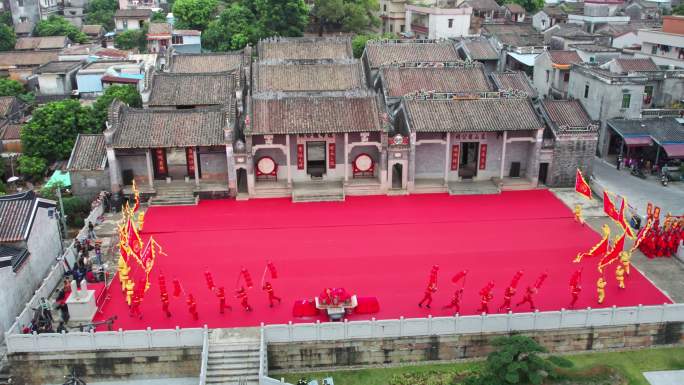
392,163,403,189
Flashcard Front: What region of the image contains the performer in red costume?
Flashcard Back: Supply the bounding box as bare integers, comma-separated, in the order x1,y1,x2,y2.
205,271,215,290
236,286,252,312
516,286,538,310
477,282,494,314
498,285,516,312
172,278,182,297
418,282,437,308
443,288,464,313
187,294,199,320
130,292,142,319
262,282,282,307
217,287,231,314
161,291,171,318
570,284,581,309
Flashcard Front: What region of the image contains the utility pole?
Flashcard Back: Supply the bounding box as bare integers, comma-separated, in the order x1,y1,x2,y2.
56,186,68,240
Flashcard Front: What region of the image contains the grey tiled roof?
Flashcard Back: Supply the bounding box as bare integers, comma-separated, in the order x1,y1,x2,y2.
115,8,152,18
0,51,59,67
110,104,228,148
0,191,43,242
615,58,658,72
259,37,353,61
0,96,17,118
169,52,243,73
2,124,22,140
464,0,501,12
490,71,537,97
35,60,81,74
148,22,172,36
81,24,104,36
404,98,542,132
380,65,493,97
543,100,594,129
365,42,460,69
15,36,69,50
67,134,107,171
607,118,684,144
253,62,365,92
250,94,382,134
148,72,235,107
461,37,499,60
483,24,544,47
14,22,34,35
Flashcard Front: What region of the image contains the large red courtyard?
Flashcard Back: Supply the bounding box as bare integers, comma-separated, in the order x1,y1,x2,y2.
95,190,671,330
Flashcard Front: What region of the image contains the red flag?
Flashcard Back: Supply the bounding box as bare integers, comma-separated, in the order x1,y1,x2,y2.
569,268,582,287
574,225,610,263
603,191,621,222
630,219,653,253
575,169,592,200
241,268,253,288
598,232,626,273
534,272,548,289
126,218,143,256
267,262,278,279
510,270,524,288
617,198,636,239
451,270,468,284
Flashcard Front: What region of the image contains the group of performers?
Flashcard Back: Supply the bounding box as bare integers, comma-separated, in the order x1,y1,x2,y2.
636,209,683,259
147,263,282,320
418,267,554,314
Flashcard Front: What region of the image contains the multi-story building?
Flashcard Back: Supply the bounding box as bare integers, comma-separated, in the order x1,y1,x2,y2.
380,0,406,35
405,4,472,39
567,0,630,33
630,15,684,67
8,0,60,26
533,50,583,99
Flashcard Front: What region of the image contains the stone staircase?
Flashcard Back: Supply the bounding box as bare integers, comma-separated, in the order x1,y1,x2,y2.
150,182,197,206
292,181,344,202
205,329,261,385
448,180,501,195
253,181,291,199
344,179,383,196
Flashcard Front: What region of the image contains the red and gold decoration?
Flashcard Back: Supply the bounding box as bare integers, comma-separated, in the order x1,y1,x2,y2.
478,144,487,170
328,143,336,169
353,153,375,177
256,156,277,179
186,147,196,177
297,144,304,170
574,224,611,263
598,232,625,273
450,145,460,171
153,148,167,176
574,169,592,200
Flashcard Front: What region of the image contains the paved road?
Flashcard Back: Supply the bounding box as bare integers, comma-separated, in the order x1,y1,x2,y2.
591,158,684,217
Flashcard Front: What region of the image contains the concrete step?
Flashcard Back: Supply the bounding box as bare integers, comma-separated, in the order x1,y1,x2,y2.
206,370,259,380
209,343,260,352
208,353,260,362
253,187,291,198
206,377,258,385
207,361,260,371
149,196,198,206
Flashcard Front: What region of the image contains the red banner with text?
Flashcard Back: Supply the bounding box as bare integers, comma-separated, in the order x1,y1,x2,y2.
451,145,460,170
328,143,336,169
479,144,487,170
297,144,304,170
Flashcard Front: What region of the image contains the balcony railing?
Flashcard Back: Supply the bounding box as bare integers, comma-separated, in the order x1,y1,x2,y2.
411,23,429,34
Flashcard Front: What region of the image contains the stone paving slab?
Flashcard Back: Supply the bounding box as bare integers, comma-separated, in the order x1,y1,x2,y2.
643,370,684,385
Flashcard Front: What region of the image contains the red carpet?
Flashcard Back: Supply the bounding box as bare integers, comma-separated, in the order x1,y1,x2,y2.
94,190,671,330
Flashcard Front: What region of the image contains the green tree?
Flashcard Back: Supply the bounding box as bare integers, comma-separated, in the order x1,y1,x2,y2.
84,0,119,31
172,0,218,30
0,24,16,51
203,3,260,51
17,156,48,180
464,336,558,385
114,26,147,51
247,0,309,37
0,11,12,26
151,11,168,22
0,78,33,103
508,0,543,13
20,100,97,164
92,85,142,130
312,0,380,35
351,33,393,58
34,15,88,43
673,4,684,15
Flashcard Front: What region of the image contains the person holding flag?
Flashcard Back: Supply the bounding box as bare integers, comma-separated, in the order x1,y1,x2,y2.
615,265,626,289
598,232,626,273
596,277,607,304
575,169,592,200
477,281,495,314
498,270,523,312
443,288,464,314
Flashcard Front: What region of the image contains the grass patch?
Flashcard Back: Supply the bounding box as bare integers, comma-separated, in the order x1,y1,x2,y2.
278,347,684,385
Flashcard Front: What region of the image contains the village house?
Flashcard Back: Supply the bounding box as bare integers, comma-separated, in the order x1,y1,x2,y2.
538,99,599,186
168,51,246,74
34,60,83,97
455,36,500,73
533,50,583,99
57,44,130,62
66,134,110,200
14,36,70,51
81,25,105,44
532,4,583,32
118,0,159,9
629,16,684,67
569,43,621,64
76,60,146,96
379,0,406,35
7,0,60,26
604,117,684,165
146,23,202,54
460,0,501,24
62,0,89,28
0,51,59,82
404,4,472,39
543,23,608,49
567,58,684,157
624,0,662,21
0,124,22,156
0,191,61,342
114,8,152,32
13,21,35,38
0,96,26,157
567,0,630,33
362,40,461,87
502,3,525,22
596,22,650,48
481,24,546,74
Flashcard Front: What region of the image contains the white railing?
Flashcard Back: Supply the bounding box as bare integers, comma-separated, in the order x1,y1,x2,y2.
6,326,205,353
262,303,684,343
198,326,209,385
259,327,287,385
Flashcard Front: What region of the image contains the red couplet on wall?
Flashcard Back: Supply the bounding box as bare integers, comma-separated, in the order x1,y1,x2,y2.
328,143,336,169
186,147,195,176
479,144,487,170
154,148,167,175
451,145,460,170
297,144,304,170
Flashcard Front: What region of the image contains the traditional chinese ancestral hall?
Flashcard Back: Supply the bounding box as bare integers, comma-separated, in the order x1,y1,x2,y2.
101,38,598,203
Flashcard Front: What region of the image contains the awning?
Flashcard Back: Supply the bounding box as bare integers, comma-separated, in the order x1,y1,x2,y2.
507,52,539,67
662,143,684,158
45,170,71,189
623,136,652,146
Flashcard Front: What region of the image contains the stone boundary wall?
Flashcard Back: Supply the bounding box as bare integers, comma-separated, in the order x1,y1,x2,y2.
9,346,201,385
267,321,684,372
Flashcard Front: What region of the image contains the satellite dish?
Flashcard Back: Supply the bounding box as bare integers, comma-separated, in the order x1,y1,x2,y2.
7,176,19,183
